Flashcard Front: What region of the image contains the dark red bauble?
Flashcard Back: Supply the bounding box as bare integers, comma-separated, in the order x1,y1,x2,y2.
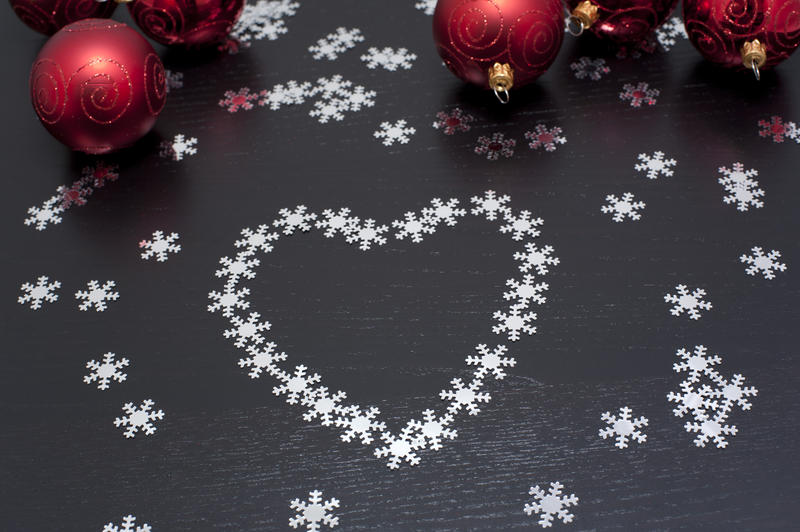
9,0,116,35
29,19,167,154
128,0,245,47
433,0,564,90
564,0,679,43
684,0,800,71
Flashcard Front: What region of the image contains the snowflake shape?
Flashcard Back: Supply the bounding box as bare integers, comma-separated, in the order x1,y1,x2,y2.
308,27,364,60
234,225,279,255
523,482,579,528
619,82,659,108
56,178,92,209
139,230,181,262
273,365,321,405
740,246,787,280
238,341,286,378
160,134,198,161
499,210,543,240
415,0,436,15
474,132,516,160
465,344,516,380
667,379,719,420
231,0,299,43
601,192,646,222
75,280,119,312
439,377,491,415
84,352,129,391
374,425,424,469
525,124,566,152
24,196,64,231
757,115,797,143
374,120,416,146
102,515,151,532
407,409,457,451
18,275,60,310
635,151,676,179
493,306,537,341
216,255,260,288
718,162,758,189
311,75,353,99
392,211,435,243
599,406,648,449
503,275,548,308
114,399,164,439
664,284,712,320
224,312,271,348
361,47,417,71
308,97,349,123
421,197,467,228
344,218,389,250
470,190,511,221
655,16,688,51
219,87,261,112
514,243,560,275
208,287,251,317
289,490,339,531
165,69,183,92
316,208,360,238
342,86,376,112
335,405,386,445
432,107,475,135
82,161,119,188
301,387,347,426
274,205,317,235
569,56,610,80
259,80,311,110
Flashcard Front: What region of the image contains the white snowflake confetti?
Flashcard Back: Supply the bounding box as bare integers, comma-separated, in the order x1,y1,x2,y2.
655,16,688,51
231,0,299,44
289,490,340,531
309,27,364,60
524,482,579,528
503,275,548,308
160,134,197,161
208,287,251,317
470,190,511,221
439,377,491,415
415,0,435,15
493,306,537,341
635,151,677,179
392,211,435,243
514,243,560,275
664,284,712,320
259,80,312,110
374,120,416,146
344,218,389,250
601,192,646,222
18,275,61,310
432,108,475,135
224,312,271,348
619,82,659,108
234,225,279,255
499,210,543,241
24,195,64,231
75,280,119,312
407,409,456,451
273,365,321,405
718,162,765,212
474,132,516,160
361,46,417,71
84,352,129,391
311,75,353,99
421,197,467,229
740,246,787,280
525,124,566,152
238,341,287,379
599,406,648,449
216,255,261,288
274,205,317,235
165,69,183,92
139,230,181,262
316,208,360,238
465,344,516,380
374,425,424,469
114,399,164,439
301,387,347,426
102,514,151,532
570,56,610,80
335,405,386,445
308,97,349,123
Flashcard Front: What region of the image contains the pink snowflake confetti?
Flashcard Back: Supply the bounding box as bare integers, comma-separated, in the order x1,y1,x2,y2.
82,162,119,189
432,108,475,135
619,82,659,108
218,87,264,113
524,124,566,152
57,179,92,209
757,116,796,143
474,133,516,161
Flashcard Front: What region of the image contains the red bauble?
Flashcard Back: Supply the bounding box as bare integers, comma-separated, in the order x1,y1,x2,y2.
684,0,800,72
432,0,564,94
564,0,679,43
128,0,245,47
29,19,167,154
9,0,116,35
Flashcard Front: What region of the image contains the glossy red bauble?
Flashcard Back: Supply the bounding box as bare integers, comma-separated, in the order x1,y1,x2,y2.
684,0,800,71
564,0,679,43
9,0,116,35
29,19,167,154
433,0,564,91
128,0,245,47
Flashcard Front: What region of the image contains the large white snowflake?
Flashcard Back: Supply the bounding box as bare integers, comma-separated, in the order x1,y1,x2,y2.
718,162,764,211
24,195,64,231
635,151,676,179
493,306,537,341
514,243,560,275
238,341,286,378
344,218,389,250
599,406,648,449
301,387,347,426
234,224,279,255
84,352,129,391
315,208,359,238
274,205,317,235
308,27,364,60
231,0,299,44
114,399,164,439
465,344,516,380
260,80,312,110
215,255,261,288
499,210,543,241
406,409,457,451
523,482,579,528
655,16,688,51
335,405,386,445
374,120,416,146
139,230,181,262
208,286,251,317
392,211,434,243
224,312,271,348
75,280,119,312
421,197,466,228
18,275,61,310
470,190,511,221
289,490,339,531
160,134,197,161
102,515,151,532
503,275,548,308
601,192,646,222
361,47,417,71
664,284,712,320
439,377,491,415
740,246,787,280
374,425,424,469
273,365,321,404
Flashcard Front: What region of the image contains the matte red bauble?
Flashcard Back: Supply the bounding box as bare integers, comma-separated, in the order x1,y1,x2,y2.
683,0,800,78
29,19,167,154
9,0,116,35
565,0,679,43
433,0,564,102
127,0,245,47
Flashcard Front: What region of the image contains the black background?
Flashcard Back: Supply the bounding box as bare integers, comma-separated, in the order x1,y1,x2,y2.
1,1,799,530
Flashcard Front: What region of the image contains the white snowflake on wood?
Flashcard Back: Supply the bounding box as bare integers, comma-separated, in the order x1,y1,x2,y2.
24,196,64,231
570,56,610,80
499,210,543,240
474,132,516,160
231,0,299,44
335,405,386,445
406,409,456,451
216,255,260,288
465,344,516,380
525,124,566,152
273,365,321,404
165,69,183,92
344,218,389,250
309,27,364,60
259,80,312,110
421,197,466,228
503,275,548,308
102,514,151,532
619,82,659,107
361,47,417,71
238,342,286,378
718,162,765,212
301,387,347,426
316,208,360,238
524,482,579,528
139,230,181,262
160,134,197,161
514,243,560,275
740,246,787,280
289,490,339,531
470,190,511,221
664,284,712,320
18,275,61,310
274,205,317,235
601,192,646,222
439,377,491,415
599,406,648,449
84,352,129,391
635,151,676,179
224,312,271,348
374,425,424,469
655,16,688,51
208,287,251,317
493,306,537,341
374,120,416,146
392,211,435,243
234,225,279,255
114,399,164,439
75,280,119,312
415,0,436,15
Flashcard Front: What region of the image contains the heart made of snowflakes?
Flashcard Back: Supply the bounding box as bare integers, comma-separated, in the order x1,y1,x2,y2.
208,191,560,469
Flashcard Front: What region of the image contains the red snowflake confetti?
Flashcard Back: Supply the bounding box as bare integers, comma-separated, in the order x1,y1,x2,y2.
433,108,475,135
474,133,516,161
619,82,659,108
524,124,566,152
218,87,264,113
757,116,795,143
57,179,93,209
82,162,119,188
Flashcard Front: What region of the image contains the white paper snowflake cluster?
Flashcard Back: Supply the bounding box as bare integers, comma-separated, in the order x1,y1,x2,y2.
599,406,648,449
102,514,151,532
667,345,758,448
374,120,416,146
361,47,417,71
655,17,688,51
718,162,765,212
523,482,579,528
18,275,61,310
114,399,165,439
740,246,787,280
209,192,559,468
663,284,712,320
84,352,129,391
231,0,299,45
139,230,182,262
309,27,364,60
289,490,339,531
159,134,198,161
601,192,646,222
635,151,677,179
75,280,120,312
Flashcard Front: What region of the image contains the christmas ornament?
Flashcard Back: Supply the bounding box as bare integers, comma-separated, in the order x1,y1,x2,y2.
683,0,800,79
9,0,116,35
565,0,679,43
29,19,167,154
433,0,564,103
125,0,245,47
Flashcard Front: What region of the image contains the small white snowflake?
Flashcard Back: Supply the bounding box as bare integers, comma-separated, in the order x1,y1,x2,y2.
24,195,64,231
635,151,677,179
361,47,417,71
655,16,688,51
465,344,516,380
407,409,456,451
165,69,183,92
421,197,467,228
335,405,386,445
664,284,712,320
392,211,435,243
102,514,151,532
238,341,286,378
309,27,364,60
274,205,317,235
415,0,436,15
740,246,787,280
601,192,646,222
525,124,567,152
75,280,119,312
207,287,251,317
344,218,389,250
374,425,424,469
514,243,560,275
160,134,197,161
216,255,260,288
259,80,312,110
599,406,648,449
139,230,181,262
308,97,349,123
718,162,765,212
311,75,353,99
523,482,579,528
374,120,416,146
231,0,299,43
503,275,548,308
570,57,610,80
315,208,360,238
84,352,129,391
493,306,537,341
273,365,321,405
224,312,271,348
470,190,511,221
439,377,491,415
499,210,543,240
301,386,347,426
289,490,340,531
18,275,61,310
114,399,164,439
234,225,279,255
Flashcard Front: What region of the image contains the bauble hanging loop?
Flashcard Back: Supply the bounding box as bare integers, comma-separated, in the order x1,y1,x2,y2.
564,0,679,43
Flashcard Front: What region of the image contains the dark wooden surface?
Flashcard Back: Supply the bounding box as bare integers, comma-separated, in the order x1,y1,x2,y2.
1,1,799,530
